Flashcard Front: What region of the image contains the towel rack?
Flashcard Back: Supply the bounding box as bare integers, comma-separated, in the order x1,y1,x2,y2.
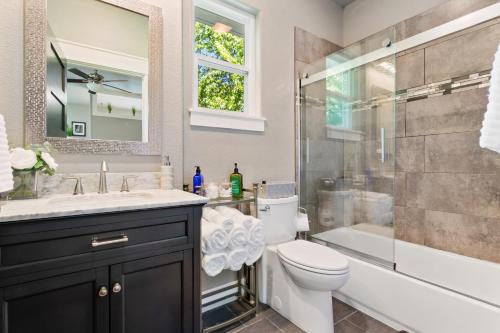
202,183,260,333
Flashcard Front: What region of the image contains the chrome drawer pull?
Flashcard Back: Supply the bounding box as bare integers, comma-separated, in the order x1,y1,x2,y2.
92,235,129,247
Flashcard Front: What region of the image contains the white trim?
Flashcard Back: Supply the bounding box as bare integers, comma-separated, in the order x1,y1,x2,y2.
189,108,265,132
302,2,500,87
191,0,259,130
326,125,364,141
55,38,148,75
334,252,500,333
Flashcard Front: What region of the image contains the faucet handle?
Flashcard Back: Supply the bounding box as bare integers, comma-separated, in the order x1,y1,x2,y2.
100,160,109,172
120,175,138,192
63,176,84,195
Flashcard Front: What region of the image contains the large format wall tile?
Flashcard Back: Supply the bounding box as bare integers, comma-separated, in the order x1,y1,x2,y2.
295,27,341,64
425,22,500,83
405,88,488,136
406,172,470,213
394,206,425,245
395,137,425,172
406,173,500,219
395,0,498,41
424,210,500,263
396,103,406,138
396,49,425,90
425,131,500,174
394,172,406,206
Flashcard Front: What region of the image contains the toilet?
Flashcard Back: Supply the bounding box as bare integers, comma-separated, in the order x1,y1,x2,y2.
258,195,350,333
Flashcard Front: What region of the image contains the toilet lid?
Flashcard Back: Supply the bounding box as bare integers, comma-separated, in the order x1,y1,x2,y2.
277,240,348,272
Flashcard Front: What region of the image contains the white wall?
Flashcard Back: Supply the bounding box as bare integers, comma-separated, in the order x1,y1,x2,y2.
343,0,448,45
183,0,343,188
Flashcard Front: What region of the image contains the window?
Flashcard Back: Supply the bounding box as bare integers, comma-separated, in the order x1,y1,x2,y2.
191,0,264,131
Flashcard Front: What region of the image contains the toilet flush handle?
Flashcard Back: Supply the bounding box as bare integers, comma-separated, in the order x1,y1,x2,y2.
259,204,270,212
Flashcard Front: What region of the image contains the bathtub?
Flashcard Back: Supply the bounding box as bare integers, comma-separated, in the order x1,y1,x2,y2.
312,227,500,333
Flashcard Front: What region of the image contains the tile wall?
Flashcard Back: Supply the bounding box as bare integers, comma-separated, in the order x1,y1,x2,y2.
394,8,500,263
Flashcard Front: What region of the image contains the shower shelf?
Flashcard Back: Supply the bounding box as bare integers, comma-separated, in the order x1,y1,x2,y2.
202,183,260,333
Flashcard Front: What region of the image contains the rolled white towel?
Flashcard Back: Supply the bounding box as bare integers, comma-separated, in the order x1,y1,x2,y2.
203,207,234,233
201,219,229,254
246,244,265,265
216,206,253,229
228,225,248,249
225,248,248,271
247,218,265,246
202,252,227,277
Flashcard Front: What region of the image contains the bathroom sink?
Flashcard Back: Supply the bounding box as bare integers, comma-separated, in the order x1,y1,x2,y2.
48,191,154,208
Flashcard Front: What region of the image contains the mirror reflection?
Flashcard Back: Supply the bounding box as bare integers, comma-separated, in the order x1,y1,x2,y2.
46,0,149,142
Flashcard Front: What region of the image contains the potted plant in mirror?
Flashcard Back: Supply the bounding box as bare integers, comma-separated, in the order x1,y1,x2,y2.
8,143,58,200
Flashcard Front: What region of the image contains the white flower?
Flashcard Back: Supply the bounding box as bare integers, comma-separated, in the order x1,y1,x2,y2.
41,152,58,170
10,148,37,170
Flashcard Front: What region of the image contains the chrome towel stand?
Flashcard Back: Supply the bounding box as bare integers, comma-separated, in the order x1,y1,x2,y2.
202,183,260,333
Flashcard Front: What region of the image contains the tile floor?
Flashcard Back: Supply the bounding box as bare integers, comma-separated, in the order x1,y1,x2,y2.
203,297,400,333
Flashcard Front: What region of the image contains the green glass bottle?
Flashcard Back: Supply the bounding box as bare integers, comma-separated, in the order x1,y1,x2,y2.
230,163,243,199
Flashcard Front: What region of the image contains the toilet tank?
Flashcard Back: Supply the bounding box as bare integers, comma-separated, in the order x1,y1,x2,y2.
257,195,298,245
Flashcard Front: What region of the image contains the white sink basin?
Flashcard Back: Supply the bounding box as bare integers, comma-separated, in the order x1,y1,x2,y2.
48,191,154,208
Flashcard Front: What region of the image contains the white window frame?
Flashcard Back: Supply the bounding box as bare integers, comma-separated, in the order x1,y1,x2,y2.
190,0,264,132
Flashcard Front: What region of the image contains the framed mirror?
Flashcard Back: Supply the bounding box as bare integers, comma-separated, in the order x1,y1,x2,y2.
24,0,162,155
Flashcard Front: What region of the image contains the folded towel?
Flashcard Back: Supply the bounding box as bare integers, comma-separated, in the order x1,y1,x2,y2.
480,44,500,153
247,217,265,246
216,206,253,229
201,219,229,254
245,244,264,265
202,252,227,277
228,225,248,249
203,207,234,233
225,248,248,271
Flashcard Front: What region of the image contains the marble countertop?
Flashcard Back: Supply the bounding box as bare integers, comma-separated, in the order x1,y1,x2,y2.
0,189,208,223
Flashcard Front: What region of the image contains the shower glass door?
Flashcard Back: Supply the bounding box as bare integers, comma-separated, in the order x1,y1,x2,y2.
299,28,396,267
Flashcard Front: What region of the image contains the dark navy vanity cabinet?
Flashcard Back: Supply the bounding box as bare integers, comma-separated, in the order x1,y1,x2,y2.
0,205,203,333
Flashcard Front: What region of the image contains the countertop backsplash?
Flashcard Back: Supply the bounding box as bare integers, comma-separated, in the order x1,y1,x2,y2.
39,172,161,197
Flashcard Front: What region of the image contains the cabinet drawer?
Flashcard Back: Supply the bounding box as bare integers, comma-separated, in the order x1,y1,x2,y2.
0,208,194,267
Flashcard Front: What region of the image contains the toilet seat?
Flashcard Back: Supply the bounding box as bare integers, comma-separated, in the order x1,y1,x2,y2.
277,240,349,275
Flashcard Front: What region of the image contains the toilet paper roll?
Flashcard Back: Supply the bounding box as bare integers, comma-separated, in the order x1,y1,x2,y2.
296,212,310,232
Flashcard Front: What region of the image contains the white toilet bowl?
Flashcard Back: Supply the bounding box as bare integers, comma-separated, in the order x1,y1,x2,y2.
278,240,349,291
260,240,349,333
258,196,350,332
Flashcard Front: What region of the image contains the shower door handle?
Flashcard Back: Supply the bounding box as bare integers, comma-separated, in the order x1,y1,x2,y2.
306,137,310,164
380,128,385,163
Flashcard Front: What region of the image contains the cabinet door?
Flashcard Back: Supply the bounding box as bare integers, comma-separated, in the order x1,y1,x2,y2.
110,250,196,333
1,267,109,333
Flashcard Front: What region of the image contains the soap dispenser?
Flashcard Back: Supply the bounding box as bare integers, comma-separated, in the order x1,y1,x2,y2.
193,166,204,194
230,163,243,199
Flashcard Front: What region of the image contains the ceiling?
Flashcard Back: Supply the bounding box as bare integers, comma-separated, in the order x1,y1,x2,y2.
331,0,356,8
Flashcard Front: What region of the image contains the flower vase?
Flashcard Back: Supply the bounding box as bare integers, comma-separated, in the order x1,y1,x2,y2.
9,170,39,200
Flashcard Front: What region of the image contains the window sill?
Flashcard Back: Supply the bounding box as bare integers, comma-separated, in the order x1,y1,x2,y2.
189,109,266,132
326,125,364,141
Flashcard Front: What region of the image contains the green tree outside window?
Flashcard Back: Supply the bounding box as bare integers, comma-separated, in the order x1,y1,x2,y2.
195,22,245,112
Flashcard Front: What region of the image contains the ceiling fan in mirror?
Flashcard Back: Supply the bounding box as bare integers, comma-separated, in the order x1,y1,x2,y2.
67,68,134,95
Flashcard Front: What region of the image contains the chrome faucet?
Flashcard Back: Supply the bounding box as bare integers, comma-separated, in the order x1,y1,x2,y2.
98,160,109,194
64,176,84,195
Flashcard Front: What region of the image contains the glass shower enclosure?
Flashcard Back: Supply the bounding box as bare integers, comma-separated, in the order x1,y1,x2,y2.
298,28,396,267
